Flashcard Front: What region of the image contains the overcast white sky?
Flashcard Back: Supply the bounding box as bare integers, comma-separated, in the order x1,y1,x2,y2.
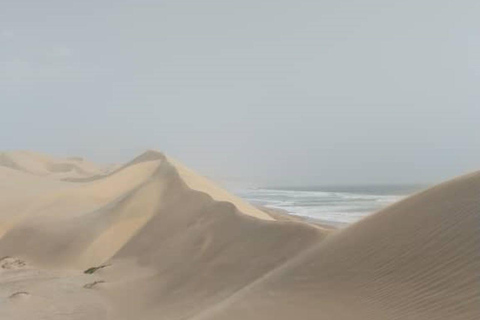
1,0,479,185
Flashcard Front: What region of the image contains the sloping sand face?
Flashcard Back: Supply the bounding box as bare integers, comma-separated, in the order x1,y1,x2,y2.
198,172,480,320
0,150,478,320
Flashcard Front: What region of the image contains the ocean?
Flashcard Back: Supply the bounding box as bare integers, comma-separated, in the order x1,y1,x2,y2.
237,185,425,227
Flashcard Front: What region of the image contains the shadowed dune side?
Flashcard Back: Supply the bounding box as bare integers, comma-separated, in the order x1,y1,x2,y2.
197,171,480,320
105,162,323,320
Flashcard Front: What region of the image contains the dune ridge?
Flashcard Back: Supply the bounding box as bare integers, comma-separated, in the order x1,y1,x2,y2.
0,150,478,320
0,150,109,179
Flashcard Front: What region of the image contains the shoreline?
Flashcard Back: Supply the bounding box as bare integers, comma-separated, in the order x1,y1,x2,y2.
258,206,341,230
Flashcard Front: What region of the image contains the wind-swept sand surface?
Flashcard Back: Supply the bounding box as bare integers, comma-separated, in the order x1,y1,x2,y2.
0,150,478,319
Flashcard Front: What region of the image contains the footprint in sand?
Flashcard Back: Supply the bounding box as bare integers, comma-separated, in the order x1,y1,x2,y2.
83,264,111,274
0,257,26,270
8,292,30,300
83,280,106,289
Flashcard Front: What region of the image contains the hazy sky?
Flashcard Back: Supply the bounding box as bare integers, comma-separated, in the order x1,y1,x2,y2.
1,0,479,185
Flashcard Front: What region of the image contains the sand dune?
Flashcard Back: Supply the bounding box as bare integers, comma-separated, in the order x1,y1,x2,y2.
0,150,478,320
0,150,109,180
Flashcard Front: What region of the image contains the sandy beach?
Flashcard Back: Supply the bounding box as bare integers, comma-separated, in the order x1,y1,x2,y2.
0,150,478,320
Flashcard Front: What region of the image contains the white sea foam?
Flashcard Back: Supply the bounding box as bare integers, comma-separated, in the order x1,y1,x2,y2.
237,186,418,226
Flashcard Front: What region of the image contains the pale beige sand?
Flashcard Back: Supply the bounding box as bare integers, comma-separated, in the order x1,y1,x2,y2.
0,150,110,180
0,150,478,320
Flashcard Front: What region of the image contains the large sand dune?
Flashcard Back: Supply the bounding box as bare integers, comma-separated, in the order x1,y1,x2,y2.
0,150,478,319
